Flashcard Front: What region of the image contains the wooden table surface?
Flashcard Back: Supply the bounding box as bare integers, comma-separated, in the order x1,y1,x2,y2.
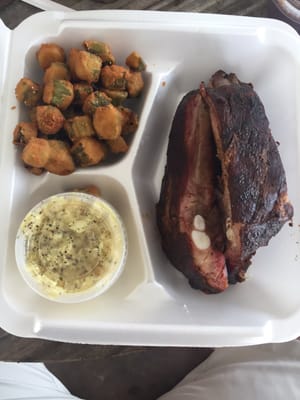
0,0,272,362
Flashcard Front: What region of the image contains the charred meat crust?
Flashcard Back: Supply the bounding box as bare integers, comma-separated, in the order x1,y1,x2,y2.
157,70,293,293
201,71,293,283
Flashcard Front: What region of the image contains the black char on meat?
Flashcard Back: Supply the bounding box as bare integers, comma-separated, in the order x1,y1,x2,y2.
156,70,293,294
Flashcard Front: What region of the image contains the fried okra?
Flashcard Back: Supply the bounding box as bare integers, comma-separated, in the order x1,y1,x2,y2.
71,137,106,167
100,65,128,90
44,140,75,175
93,104,123,140
36,43,65,70
107,136,128,154
15,78,42,107
71,184,101,197
125,71,144,97
103,89,128,106
125,51,146,72
36,105,64,135
73,82,93,105
25,165,45,176
82,91,111,115
119,106,139,135
13,122,37,146
74,50,102,83
14,40,146,176
83,40,115,65
21,138,51,168
64,115,95,142
28,107,38,124
68,48,80,80
43,62,70,84
43,79,74,111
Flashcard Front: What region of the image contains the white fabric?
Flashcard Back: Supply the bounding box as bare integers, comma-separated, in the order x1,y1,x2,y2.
0,362,82,399
159,340,300,399
1,341,300,399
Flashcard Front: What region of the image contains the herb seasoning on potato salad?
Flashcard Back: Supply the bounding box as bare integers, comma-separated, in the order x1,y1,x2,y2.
19,194,125,296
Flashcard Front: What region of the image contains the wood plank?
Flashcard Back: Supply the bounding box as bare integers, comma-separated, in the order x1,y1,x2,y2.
55,0,268,16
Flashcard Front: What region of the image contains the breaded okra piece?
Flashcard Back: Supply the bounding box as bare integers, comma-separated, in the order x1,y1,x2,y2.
125,51,146,72
15,78,42,107
36,43,65,70
44,140,75,175
43,62,71,84
83,40,115,65
119,106,139,135
102,89,128,106
82,90,111,115
24,165,45,176
21,138,51,168
107,136,129,154
13,122,38,146
100,65,128,90
74,50,102,83
43,79,74,111
125,71,144,97
71,137,106,167
67,48,80,81
93,104,123,140
64,115,95,142
73,82,93,105
70,185,101,197
36,105,65,135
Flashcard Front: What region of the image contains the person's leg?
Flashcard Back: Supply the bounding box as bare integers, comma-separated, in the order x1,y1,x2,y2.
0,361,83,399
158,340,300,400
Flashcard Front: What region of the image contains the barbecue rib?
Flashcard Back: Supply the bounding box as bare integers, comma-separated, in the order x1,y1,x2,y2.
156,90,228,293
201,70,294,283
157,70,293,293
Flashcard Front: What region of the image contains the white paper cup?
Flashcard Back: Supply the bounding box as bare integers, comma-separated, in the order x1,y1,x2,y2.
15,192,127,303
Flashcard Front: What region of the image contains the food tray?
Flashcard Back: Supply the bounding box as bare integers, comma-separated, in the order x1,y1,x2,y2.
0,10,300,347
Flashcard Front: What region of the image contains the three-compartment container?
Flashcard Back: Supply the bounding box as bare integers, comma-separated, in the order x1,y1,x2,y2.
0,10,300,346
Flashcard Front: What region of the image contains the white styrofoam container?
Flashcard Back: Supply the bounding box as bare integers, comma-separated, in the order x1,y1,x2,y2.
0,10,300,347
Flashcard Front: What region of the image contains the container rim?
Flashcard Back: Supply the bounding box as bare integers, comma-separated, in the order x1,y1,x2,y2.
15,191,128,304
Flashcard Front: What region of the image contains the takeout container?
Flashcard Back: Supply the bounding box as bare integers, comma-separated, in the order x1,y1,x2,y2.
15,192,127,304
0,10,300,347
